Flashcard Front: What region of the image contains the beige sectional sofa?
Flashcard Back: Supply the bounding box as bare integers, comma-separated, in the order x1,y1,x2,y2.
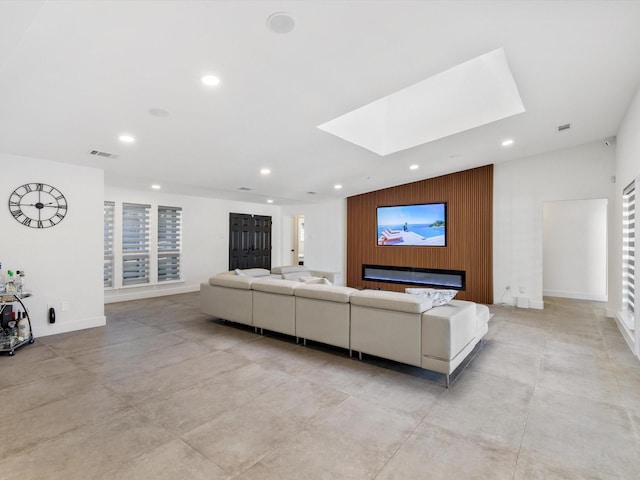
200,267,489,387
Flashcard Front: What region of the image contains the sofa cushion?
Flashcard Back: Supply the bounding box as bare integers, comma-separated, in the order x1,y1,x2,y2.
209,274,257,290
252,278,299,295
294,284,358,303
350,290,433,313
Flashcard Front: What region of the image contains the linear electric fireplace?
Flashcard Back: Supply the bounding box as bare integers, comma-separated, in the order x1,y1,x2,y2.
362,264,466,290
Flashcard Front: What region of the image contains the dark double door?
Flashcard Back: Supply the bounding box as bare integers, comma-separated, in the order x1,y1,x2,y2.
229,213,272,270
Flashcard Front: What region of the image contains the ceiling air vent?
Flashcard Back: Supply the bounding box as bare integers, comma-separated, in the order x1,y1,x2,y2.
237,187,253,191
557,123,571,132
89,149,117,158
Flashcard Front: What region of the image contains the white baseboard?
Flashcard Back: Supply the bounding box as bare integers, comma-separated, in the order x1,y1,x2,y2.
543,289,607,302
104,284,200,303
34,315,106,338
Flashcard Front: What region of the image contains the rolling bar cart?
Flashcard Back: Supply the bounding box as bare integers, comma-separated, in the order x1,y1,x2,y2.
1,292,35,356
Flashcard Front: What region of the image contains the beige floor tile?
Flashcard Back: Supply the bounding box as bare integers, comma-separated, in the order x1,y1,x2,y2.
303,355,384,395
0,408,173,480
422,370,533,452
188,326,262,351
183,378,347,475
0,339,57,364
40,322,163,355
258,343,332,376
99,440,226,480
0,384,129,458
0,369,99,411
377,425,517,480
237,396,418,480
225,335,299,362
82,339,212,383
352,369,444,420
489,321,548,351
468,340,542,385
520,386,640,478
107,349,249,402
67,330,184,368
0,353,78,389
537,351,624,406
513,454,621,480
137,362,294,434
605,335,640,369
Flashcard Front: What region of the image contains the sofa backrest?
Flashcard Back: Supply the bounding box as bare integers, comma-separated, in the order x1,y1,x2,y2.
350,290,433,313
271,265,309,275
251,278,300,295
294,284,358,303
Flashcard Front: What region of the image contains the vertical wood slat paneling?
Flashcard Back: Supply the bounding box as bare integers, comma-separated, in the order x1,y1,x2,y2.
347,165,493,304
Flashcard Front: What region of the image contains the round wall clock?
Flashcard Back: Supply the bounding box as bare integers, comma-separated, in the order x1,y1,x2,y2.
8,183,68,228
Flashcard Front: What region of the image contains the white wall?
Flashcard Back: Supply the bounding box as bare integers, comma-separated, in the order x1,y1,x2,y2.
104,186,283,302
543,199,608,301
494,141,616,308
1,154,105,337
281,199,347,277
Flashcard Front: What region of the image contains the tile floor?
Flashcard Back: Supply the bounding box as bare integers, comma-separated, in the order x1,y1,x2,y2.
1,294,639,479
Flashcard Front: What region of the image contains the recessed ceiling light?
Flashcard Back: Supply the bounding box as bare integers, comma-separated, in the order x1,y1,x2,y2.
409,164,419,170
119,134,135,143
260,168,271,175
201,75,220,86
501,139,514,147
266,12,295,34
267,199,274,204
334,184,343,190
151,184,161,190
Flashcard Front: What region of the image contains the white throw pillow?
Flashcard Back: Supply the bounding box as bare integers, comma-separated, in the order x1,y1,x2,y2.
405,287,457,306
234,268,246,276
322,278,332,286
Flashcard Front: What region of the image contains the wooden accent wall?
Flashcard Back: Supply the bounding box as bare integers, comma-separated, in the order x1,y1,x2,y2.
347,165,493,304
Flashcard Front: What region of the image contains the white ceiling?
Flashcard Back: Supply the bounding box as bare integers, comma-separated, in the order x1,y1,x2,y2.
1,0,639,205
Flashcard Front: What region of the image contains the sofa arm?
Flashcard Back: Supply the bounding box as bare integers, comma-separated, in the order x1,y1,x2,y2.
421,301,477,362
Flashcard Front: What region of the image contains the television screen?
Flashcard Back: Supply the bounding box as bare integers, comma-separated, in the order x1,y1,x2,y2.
377,203,446,246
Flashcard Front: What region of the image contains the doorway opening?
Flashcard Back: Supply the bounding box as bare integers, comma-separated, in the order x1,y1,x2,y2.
292,215,304,265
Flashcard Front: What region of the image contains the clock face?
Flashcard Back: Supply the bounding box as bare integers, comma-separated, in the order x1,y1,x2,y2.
8,183,68,228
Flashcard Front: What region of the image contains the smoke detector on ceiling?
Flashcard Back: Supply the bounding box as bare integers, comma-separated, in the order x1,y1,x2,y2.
267,12,295,34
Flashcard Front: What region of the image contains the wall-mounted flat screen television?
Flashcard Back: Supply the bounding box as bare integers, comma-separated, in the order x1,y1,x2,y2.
377,203,446,246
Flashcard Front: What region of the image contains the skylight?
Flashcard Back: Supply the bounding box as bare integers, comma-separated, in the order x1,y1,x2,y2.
317,48,525,156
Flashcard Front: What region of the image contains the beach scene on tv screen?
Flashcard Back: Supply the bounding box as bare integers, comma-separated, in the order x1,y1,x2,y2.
377,203,446,246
